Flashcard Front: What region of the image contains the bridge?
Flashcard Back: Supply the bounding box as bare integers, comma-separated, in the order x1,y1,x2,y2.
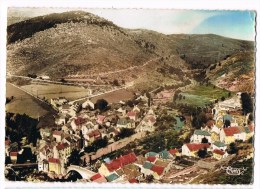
66,165,96,179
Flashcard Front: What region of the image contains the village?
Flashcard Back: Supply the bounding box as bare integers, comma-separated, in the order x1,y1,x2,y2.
4,83,254,183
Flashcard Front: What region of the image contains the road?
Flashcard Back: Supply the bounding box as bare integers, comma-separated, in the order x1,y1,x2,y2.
68,57,160,78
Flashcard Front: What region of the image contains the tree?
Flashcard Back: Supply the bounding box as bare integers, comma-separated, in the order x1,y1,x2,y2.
67,149,80,166
112,79,120,86
95,99,108,111
241,93,253,115
224,119,231,128
228,142,238,154
118,128,135,139
145,175,154,183
201,137,209,143
221,96,226,101
198,148,207,158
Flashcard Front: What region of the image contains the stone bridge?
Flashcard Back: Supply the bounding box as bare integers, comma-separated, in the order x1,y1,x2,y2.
66,165,96,179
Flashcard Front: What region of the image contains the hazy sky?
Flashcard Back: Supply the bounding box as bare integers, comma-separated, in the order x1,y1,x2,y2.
8,8,256,41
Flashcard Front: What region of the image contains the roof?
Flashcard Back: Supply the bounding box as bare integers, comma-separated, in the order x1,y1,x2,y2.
97,115,106,123
147,156,156,162
213,141,226,148
223,127,241,136
186,143,210,152
194,130,211,136
129,178,138,183
248,124,254,132
223,114,232,121
105,152,137,172
48,158,60,164
159,150,170,159
53,130,62,136
88,130,101,138
56,143,69,151
127,111,136,117
145,152,158,157
10,152,18,156
213,149,225,155
106,173,119,182
74,117,87,126
154,159,171,168
151,165,165,176
143,161,153,169
169,148,178,155
90,173,102,181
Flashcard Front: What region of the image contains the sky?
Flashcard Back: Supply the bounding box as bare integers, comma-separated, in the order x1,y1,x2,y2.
8,8,256,41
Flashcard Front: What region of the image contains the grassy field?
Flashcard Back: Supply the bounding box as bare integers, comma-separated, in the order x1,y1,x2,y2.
21,83,92,102
176,84,230,107
91,89,134,104
6,83,49,118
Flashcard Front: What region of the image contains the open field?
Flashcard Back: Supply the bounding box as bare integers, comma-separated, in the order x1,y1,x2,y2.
6,83,49,118
177,84,231,107
21,83,92,102
90,88,134,104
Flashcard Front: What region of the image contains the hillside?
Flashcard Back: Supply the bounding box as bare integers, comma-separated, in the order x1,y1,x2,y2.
206,51,255,93
7,11,255,91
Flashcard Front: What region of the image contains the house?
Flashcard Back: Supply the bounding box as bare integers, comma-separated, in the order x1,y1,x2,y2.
168,148,180,157
141,161,154,176
97,115,106,125
136,115,156,132
86,130,102,143
127,111,137,121
56,143,71,161
82,99,95,110
38,159,49,172
220,127,245,144
151,159,172,179
117,118,135,129
158,150,173,160
132,105,141,113
53,131,63,142
211,131,220,142
105,173,120,182
10,152,18,163
182,143,211,157
122,164,142,181
51,97,68,110
90,173,107,183
38,145,54,162
213,149,228,160
98,152,137,176
71,117,87,131
55,113,70,125
48,158,61,175
190,130,211,143
40,128,51,139
146,156,157,163
212,141,227,151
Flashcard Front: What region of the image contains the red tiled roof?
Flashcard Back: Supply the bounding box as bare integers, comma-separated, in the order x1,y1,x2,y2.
88,130,101,138
56,143,69,151
223,127,241,136
48,158,60,164
186,143,210,152
90,173,102,181
105,152,137,172
147,156,156,162
129,178,139,183
168,148,178,155
97,115,106,123
74,117,87,126
213,149,225,155
53,130,62,136
48,158,60,163
127,111,136,117
10,152,18,156
151,165,165,176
